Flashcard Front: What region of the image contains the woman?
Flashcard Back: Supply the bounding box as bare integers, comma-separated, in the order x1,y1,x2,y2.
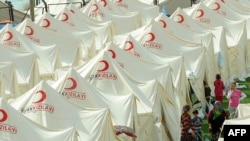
208,101,228,141
180,105,195,141
214,74,225,103
227,82,247,119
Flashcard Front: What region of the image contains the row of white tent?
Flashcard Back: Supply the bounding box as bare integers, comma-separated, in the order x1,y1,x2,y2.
1,0,250,140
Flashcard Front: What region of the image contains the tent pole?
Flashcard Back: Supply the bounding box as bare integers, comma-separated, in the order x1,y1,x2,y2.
30,0,35,21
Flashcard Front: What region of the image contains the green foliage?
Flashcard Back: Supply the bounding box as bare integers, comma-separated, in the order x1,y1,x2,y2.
201,80,250,140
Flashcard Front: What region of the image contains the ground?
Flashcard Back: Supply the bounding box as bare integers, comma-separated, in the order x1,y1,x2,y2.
202,78,250,140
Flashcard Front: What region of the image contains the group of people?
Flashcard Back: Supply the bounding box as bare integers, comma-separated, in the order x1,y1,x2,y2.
180,74,247,141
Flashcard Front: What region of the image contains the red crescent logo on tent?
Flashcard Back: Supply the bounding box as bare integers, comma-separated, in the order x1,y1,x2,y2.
145,32,155,42
117,0,122,2
0,109,8,122
33,90,47,104
195,9,204,18
97,60,109,72
3,31,13,41
159,20,167,28
42,19,50,27
70,9,75,13
125,41,134,51
92,4,99,12
108,49,116,59
212,2,220,10
61,13,69,21
25,26,34,35
176,14,184,23
64,77,77,90
101,0,107,7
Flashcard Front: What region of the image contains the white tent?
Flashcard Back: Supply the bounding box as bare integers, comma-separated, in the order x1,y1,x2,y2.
114,34,191,112
0,98,76,141
34,0,84,16
170,7,231,84
203,0,250,75
81,0,141,35
75,50,179,141
184,3,248,80
236,103,250,118
154,13,217,94
0,62,20,99
0,24,60,80
110,0,160,25
36,12,97,61
219,115,250,141
0,44,40,95
15,18,82,68
67,4,116,47
223,0,250,15
51,68,139,140
9,81,118,141
113,20,207,106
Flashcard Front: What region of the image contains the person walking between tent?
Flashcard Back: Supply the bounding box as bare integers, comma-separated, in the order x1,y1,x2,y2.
226,81,247,119
192,110,203,141
208,101,228,141
181,105,195,141
214,74,225,103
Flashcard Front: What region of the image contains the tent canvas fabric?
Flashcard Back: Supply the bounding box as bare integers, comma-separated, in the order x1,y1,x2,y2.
34,0,84,16
0,62,20,99
0,24,60,79
185,3,248,80
75,49,180,141
203,0,250,76
236,103,250,118
0,44,40,95
170,7,231,84
36,12,97,61
9,81,118,141
110,0,160,25
114,34,191,111
51,68,139,140
113,20,207,105
154,13,217,94
67,4,116,47
81,0,142,35
0,98,76,141
15,18,82,68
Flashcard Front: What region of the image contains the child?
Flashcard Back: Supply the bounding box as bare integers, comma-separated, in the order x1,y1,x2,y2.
192,110,203,141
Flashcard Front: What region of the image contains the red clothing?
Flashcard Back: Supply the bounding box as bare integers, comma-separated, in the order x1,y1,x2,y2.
181,112,195,137
214,79,225,96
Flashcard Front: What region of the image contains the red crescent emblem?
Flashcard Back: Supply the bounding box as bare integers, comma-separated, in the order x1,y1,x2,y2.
97,60,109,72
3,31,13,41
108,49,116,59
195,9,204,18
92,4,99,12
145,32,155,42
125,41,134,51
117,0,122,2
25,26,34,36
70,9,75,13
101,0,107,7
213,2,220,11
159,20,167,28
176,14,184,23
61,13,69,21
64,77,77,90
0,109,8,122
42,19,50,28
33,90,47,104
